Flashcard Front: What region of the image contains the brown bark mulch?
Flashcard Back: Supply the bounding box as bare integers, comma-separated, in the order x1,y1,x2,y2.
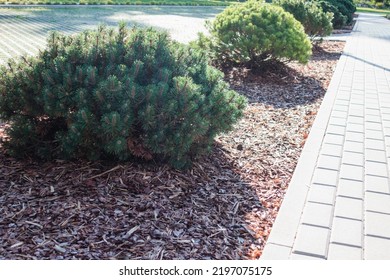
0,41,345,260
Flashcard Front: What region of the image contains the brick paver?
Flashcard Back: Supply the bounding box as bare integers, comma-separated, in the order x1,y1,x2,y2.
262,13,390,260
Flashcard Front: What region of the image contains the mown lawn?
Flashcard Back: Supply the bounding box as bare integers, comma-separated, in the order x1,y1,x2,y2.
0,0,238,5
357,6,390,14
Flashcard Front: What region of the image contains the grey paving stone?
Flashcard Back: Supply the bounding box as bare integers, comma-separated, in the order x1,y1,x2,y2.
290,253,325,260
365,108,381,116
365,191,390,214
321,143,343,157
365,161,388,177
364,114,381,123
365,149,387,163
345,131,364,143
327,125,346,136
365,211,390,239
349,108,365,117
339,164,364,182
344,141,364,153
334,99,350,106
365,129,384,140
330,217,363,248
333,196,363,221
349,104,364,112
366,103,381,111
365,236,390,259
301,202,334,228
333,104,349,112
352,84,364,90
323,133,344,145
261,243,291,260
365,139,385,151
383,127,390,137
365,175,390,194
329,117,347,127
382,114,390,122
307,184,337,205
346,123,364,133
348,116,364,125
382,120,390,129
331,110,349,119
341,151,364,166
327,243,362,260
336,93,351,101
350,100,364,106
317,155,341,170
312,168,339,187
292,224,330,258
337,179,364,200
366,122,383,131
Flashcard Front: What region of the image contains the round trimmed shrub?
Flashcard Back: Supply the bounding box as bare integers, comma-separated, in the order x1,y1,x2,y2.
206,1,312,67
0,24,247,169
319,0,356,26
274,0,333,39
317,0,347,29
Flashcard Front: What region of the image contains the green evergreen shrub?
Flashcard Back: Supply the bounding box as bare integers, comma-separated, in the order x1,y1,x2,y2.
274,0,333,40
0,24,247,169
320,0,356,26
202,0,312,68
317,0,347,29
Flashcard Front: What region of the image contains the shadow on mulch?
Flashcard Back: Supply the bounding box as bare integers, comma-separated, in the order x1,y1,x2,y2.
0,41,345,260
223,41,345,109
310,44,344,61
0,141,273,260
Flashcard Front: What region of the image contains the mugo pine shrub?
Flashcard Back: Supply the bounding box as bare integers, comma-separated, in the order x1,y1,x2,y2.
319,0,356,27
316,0,347,29
274,0,333,40
0,24,247,169
204,1,312,68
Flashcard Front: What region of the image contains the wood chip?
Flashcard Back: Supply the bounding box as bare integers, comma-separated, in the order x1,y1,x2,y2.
0,41,345,260
123,225,140,239
54,245,66,254
10,242,24,249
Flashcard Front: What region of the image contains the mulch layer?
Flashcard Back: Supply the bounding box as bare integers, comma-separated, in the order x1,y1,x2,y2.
0,41,345,260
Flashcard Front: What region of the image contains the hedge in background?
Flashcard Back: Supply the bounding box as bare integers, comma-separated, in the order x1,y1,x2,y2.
0,24,247,169
200,0,312,68
319,0,356,27
275,0,333,40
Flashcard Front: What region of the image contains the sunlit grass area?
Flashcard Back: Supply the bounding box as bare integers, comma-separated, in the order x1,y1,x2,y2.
357,6,390,14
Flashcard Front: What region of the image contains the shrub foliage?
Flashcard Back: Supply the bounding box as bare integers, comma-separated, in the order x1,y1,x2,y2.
275,0,333,39
202,0,312,67
318,0,356,28
0,24,247,169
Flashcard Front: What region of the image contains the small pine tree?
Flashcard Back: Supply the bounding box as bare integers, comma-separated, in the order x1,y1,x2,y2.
275,0,333,40
0,24,247,169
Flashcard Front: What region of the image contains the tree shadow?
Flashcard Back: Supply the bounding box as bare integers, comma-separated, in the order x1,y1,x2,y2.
310,43,344,61
223,63,328,109
0,139,271,260
221,41,344,109
343,52,390,72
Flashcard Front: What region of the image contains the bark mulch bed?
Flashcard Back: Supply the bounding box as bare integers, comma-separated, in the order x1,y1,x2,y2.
0,41,345,260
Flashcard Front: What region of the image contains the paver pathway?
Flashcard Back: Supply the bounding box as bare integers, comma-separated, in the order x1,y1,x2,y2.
0,5,223,64
262,13,390,260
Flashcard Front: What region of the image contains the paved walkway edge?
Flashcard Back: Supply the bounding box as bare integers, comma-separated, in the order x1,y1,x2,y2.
261,23,357,259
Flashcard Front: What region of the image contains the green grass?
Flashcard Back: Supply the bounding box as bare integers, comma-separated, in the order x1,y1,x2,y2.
0,0,239,5
357,6,390,14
